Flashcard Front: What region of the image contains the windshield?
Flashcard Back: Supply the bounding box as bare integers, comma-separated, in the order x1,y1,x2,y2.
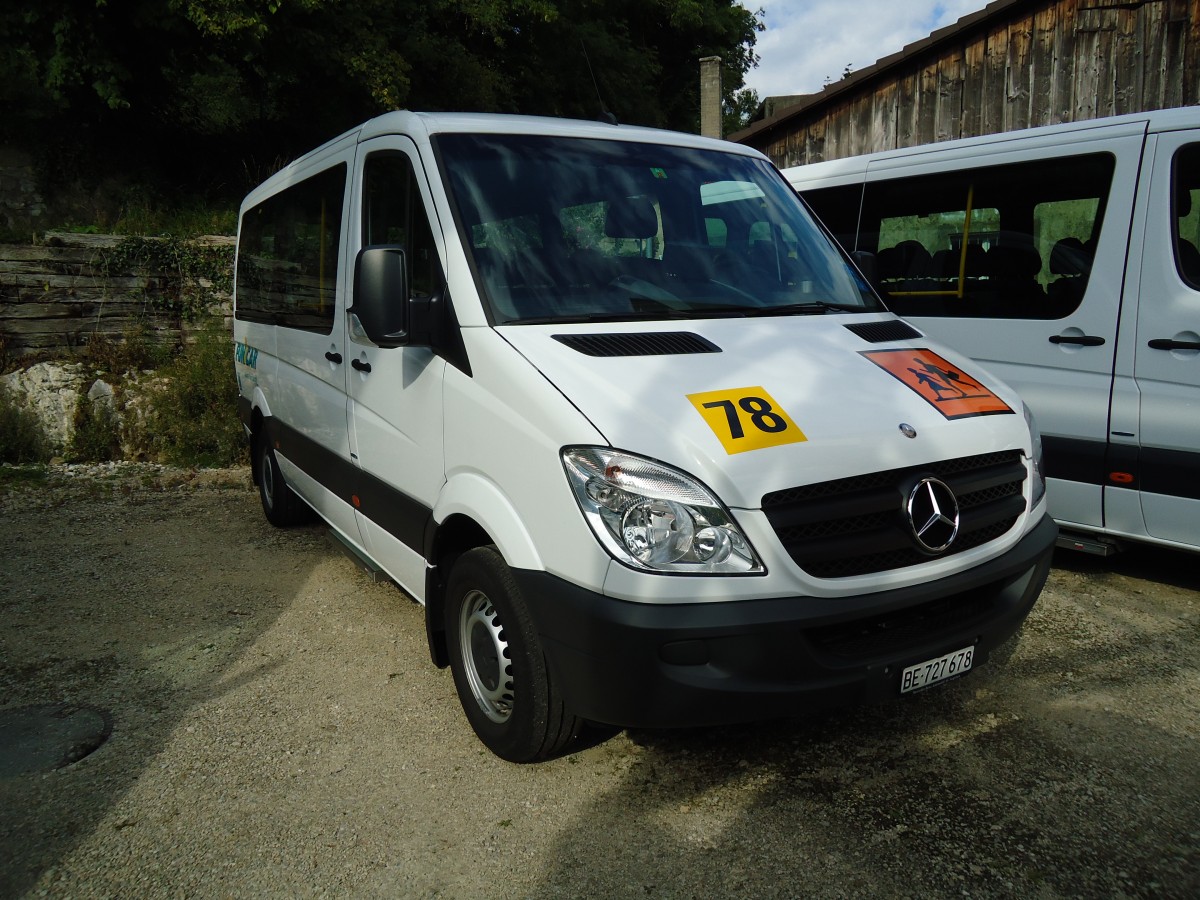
435,133,880,324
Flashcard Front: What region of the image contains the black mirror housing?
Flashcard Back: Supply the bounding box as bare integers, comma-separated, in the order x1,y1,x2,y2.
351,246,411,347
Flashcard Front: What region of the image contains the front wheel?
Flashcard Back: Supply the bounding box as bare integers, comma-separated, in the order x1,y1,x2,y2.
444,546,581,762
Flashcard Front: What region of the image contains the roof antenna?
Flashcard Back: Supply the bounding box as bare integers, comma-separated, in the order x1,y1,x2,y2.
581,39,618,126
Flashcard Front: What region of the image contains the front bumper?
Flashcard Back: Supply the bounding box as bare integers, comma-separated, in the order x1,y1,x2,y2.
515,515,1057,729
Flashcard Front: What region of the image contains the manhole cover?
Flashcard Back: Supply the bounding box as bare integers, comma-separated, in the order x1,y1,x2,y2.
0,705,112,777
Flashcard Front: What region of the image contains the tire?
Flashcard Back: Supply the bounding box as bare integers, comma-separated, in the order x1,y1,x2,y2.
255,432,312,527
444,546,582,762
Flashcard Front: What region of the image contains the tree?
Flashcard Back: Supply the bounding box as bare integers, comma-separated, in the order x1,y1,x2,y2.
0,0,761,219
724,87,760,135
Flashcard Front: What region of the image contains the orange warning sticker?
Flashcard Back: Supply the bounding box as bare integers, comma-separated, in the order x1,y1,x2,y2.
860,349,1014,419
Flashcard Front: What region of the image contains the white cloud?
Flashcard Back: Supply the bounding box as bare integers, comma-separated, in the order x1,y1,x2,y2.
741,0,992,98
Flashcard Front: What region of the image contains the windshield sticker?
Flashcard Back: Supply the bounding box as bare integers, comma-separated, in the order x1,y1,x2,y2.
650,167,668,179
860,349,1013,419
688,387,807,454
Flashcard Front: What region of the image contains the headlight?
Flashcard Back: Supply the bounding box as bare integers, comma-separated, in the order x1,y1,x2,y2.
1022,402,1046,507
562,447,764,575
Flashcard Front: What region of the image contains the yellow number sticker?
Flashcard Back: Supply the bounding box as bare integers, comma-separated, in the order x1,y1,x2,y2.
687,387,807,454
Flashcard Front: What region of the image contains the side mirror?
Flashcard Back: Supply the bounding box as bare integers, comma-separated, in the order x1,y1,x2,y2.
351,246,410,347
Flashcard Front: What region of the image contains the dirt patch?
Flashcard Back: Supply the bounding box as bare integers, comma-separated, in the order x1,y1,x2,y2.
2,466,1197,898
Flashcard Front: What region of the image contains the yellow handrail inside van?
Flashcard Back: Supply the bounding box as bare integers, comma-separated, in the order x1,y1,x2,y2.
319,198,328,314
887,183,975,299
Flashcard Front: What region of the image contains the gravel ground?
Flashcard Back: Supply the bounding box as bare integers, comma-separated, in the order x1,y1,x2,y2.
1,464,1197,899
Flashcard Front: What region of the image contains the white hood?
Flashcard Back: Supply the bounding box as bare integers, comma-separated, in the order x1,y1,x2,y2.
498,315,1030,510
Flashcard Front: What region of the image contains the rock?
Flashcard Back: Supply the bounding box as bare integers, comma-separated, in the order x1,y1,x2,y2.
87,378,116,410
0,361,86,453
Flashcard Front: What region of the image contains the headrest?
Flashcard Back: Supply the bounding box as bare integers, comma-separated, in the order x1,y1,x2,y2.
1050,237,1089,276
605,197,659,239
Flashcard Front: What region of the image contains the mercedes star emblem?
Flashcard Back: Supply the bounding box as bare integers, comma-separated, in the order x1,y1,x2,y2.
906,477,960,553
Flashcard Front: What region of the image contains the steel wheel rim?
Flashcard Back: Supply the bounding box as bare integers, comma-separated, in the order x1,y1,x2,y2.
260,444,276,510
458,589,513,723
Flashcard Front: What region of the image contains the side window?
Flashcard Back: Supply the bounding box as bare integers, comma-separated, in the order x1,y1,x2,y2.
858,153,1115,319
799,183,863,250
236,164,346,333
1173,144,1200,291
363,151,441,298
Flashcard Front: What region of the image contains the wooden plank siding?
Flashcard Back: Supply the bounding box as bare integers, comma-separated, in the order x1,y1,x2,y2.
0,233,233,357
738,0,1200,167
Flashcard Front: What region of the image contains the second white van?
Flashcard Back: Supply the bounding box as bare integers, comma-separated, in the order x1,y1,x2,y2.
786,107,1200,556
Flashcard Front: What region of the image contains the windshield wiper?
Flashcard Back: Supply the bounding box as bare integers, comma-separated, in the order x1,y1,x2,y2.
505,300,867,326
741,301,868,316
507,308,743,325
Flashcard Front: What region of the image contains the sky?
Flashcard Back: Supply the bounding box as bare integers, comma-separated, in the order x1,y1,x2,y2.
740,1,994,99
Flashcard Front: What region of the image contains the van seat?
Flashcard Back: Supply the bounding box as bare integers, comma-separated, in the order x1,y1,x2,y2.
930,249,957,282
984,240,1045,315
1046,237,1091,314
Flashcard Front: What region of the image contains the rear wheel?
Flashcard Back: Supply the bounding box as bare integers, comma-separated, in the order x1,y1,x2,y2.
445,546,581,762
255,432,311,527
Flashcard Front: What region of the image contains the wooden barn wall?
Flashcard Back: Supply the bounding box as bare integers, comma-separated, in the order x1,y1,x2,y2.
754,0,1200,167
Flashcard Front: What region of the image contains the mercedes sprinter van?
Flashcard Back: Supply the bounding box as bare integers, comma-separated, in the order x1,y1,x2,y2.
234,112,1055,761
787,107,1200,557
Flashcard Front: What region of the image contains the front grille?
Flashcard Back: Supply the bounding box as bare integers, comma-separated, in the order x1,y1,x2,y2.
761,451,1027,578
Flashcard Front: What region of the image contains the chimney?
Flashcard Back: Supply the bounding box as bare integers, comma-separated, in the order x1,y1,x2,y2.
700,56,723,139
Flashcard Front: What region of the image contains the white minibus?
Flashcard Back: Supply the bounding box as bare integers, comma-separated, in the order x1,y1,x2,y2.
234,112,1054,760
787,107,1200,556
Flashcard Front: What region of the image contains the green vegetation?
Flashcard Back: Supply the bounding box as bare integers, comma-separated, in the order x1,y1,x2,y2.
79,323,175,375
4,325,246,468
1,1,762,224
0,386,50,464
95,237,236,321
67,392,121,463
108,199,239,238
142,325,246,467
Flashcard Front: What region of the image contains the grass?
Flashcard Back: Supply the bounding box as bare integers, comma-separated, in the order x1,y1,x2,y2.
143,323,247,467
0,386,50,464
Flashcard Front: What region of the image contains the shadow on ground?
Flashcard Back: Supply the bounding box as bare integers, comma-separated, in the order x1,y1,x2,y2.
0,478,326,896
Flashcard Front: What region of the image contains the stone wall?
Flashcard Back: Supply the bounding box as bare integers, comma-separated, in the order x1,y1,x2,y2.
0,231,234,360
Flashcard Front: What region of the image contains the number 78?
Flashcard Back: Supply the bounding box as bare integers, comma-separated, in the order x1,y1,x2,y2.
687,387,807,454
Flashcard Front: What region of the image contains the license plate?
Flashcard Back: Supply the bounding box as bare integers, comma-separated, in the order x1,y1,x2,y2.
900,645,975,694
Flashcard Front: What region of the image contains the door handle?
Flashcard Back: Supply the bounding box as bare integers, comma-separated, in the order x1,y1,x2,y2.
325,351,343,364
351,358,372,373
1049,334,1106,347
1148,338,1200,351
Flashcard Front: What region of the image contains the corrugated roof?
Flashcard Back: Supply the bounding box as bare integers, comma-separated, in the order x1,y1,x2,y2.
730,0,1037,145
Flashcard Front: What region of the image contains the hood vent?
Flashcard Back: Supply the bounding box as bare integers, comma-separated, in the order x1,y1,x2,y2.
553,332,721,357
844,320,923,343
